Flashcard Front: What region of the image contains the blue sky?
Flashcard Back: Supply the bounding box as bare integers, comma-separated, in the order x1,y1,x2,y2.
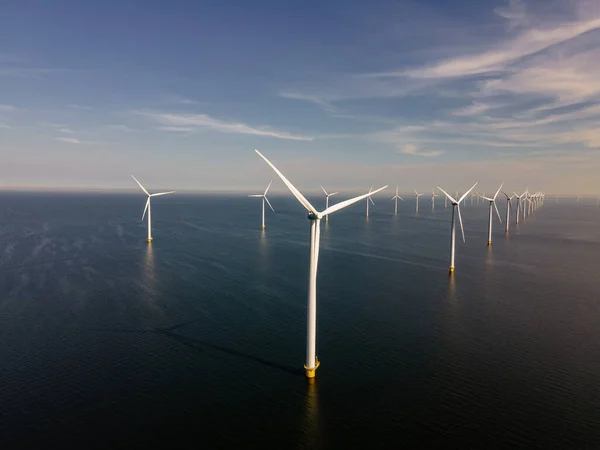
1,0,600,194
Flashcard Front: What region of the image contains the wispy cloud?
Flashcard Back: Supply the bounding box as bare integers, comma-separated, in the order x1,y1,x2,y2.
0,124,11,129
103,124,136,132
452,102,492,116
278,91,336,112
54,137,100,145
68,104,93,110
59,128,76,134
158,126,194,132
0,104,17,112
399,143,443,157
136,111,313,141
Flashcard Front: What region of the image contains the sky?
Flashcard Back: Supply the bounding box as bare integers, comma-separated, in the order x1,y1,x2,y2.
1,0,600,195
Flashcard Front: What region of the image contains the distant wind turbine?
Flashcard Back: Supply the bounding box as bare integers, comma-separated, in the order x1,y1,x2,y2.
391,185,404,215
437,182,478,274
366,186,376,218
320,186,339,223
413,189,424,213
255,149,387,378
248,181,275,229
481,183,504,245
502,191,515,232
131,175,175,243
431,189,438,212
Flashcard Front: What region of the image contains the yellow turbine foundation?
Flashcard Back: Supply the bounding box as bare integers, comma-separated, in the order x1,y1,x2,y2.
304,357,320,378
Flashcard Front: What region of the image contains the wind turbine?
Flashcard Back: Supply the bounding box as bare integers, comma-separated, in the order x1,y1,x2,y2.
513,191,524,224
248,181,275,229
391,185,404,215
365,186,377,218
437,182,478,274
131,175,175,243
320,186,339,223
431,189,438,212
481,183,503,245
414,189,424,213
502,191,515,232
255,149,387,378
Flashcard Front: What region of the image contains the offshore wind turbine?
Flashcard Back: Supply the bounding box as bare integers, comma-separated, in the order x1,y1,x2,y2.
248,181,275,229
414,189,424,213
437,182,478,274
481,183,503,245
391,185,404,215
431,189,438,212
131,175,175,243
502,191,515,232
320,186,339,223
365,186,376,218
255,149,387,378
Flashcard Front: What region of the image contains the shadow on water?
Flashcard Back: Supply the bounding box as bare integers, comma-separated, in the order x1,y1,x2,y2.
81,319,303,377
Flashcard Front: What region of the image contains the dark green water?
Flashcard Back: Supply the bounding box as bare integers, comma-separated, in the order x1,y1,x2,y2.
0,192,599,449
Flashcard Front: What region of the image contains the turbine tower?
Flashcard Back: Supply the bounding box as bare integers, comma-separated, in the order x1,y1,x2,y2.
320,186,339,223
437,182,478,274
255,149,387,378
391,185,404,215
481,183,504,245
131,175,175,243
248,181,275,229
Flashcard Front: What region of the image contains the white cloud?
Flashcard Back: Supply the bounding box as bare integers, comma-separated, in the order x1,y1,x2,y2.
399,144,443,157
158,126,194,132
398,17,600,79
278,91,336,112
55,137,82,144
59,128,76,134
103,124,135,132
68,104,93,110
136,111,313,141
452,102,492,116
0,104,17,112
54,137,100,145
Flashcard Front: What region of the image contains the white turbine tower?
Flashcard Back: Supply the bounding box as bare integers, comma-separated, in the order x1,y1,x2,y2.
481,183,504,245
502,191,515,232
131,176,175,243
255,149,387,378
437,182,478,274
248,181,275,229
414,189,424,213
431,189,438,212
320,186,339,223
391,185,404,215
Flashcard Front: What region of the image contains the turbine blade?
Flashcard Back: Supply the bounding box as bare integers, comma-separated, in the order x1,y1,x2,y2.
399,196,404,201
264,180,273,196
413,189,419,196
131,175,150,196
502,190,510,199
330,192,339,196
369,196,375,206
320,185,328,196
150,191,176,197
248,194,263,197
482,196,493,201
142,198,150,221
458,182,478,203
436,186,457,204
493,182,504,200
320,185,388,217
494,201,503,223
264,195,275,212
457,204,466,242
255,149,317,213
